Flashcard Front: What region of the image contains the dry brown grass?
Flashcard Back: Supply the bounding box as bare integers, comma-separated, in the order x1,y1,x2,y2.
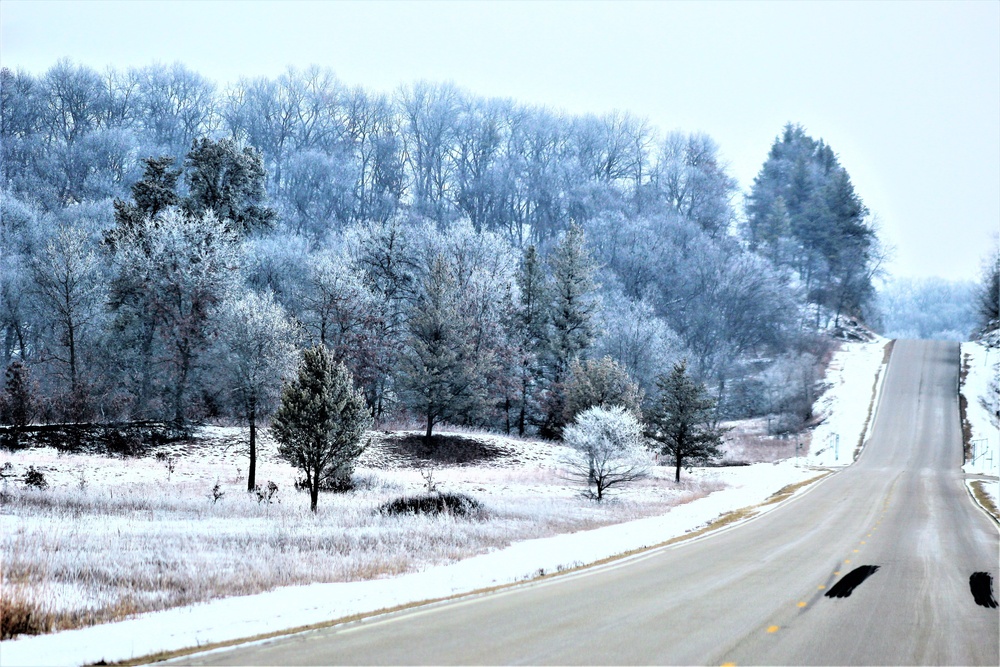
970,480,999,521
959,351,973,461
720,432,800,464
0,588,55,640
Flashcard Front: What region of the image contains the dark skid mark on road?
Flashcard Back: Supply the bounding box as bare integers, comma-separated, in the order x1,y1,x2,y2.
970,572,998,608
825,565,880,599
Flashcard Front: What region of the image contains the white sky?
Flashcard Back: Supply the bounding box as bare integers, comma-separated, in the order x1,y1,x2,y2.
2,0,997,281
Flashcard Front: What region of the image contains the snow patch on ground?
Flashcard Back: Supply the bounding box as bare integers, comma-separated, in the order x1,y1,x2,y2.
808,339,890,466
961,342,999,511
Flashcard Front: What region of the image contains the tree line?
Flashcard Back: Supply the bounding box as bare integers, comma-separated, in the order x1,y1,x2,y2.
1,60,886,451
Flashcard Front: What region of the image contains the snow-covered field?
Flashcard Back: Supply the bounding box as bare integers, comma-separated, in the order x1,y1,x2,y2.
960,341,999,515
1,339,894,666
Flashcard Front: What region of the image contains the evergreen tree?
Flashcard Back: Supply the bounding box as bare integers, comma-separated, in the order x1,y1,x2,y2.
645,360,727,482
399,255,489,443
106,156,181,250
272,347,371,512
513,244,550,435
183,137,277,237
745,124,878,324
542,223,598,437
563,356,643,424
549,224,598,378
0,360,35,428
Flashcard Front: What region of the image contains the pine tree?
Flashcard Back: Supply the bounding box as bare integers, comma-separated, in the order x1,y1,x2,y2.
543,224,598,437
183,137,277,237
549,224,598,379
106,156,181,251
645,360,727,482
514,244,550,435
563,356,643,424
0,361,35,428
399,255,489,443
272,347,371,512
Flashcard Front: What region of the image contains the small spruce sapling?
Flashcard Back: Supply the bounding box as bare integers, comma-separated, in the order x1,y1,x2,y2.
272,347,372,512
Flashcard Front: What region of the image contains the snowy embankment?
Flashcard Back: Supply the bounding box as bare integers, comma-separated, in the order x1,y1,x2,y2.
1,340,892,667
960,341,999,516
808,339,892,466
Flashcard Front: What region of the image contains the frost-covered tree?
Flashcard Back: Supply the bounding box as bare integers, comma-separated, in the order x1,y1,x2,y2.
651,132,737,237
646,360,726,482
976,248,999,334
562,405,650,501
273,346,371,511
218,290,298,491
183,137,277,236
593,286,684,395
109,208,239,422
29,225,105,419
877,277,978,341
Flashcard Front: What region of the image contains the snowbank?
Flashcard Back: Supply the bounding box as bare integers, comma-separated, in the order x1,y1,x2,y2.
808,340,890,466
961,342,999,512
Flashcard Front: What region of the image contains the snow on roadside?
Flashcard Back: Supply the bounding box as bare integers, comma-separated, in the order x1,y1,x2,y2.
961,341,999,512
808,339,890,466
1,461,819,667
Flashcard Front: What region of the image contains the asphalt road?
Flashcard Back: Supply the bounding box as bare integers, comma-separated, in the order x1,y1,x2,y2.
182,339,999,666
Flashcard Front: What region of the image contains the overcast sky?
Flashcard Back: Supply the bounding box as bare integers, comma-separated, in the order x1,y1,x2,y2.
2,0,997,282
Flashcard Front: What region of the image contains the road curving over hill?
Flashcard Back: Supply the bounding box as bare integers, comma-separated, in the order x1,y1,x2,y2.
179,339,999,666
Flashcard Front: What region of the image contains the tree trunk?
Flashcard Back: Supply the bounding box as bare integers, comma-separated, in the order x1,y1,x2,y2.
425,412,434,444
675,452,682,483
246,403,257,492
310,472,319,512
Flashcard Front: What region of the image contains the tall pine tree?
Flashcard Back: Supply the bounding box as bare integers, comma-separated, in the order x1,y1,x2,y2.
645,360,727,483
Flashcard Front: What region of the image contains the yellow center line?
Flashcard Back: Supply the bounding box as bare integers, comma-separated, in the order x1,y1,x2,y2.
844,559,851,564
834,571,841,575
767,625,780,633
797,601,807,608
853,549,859,553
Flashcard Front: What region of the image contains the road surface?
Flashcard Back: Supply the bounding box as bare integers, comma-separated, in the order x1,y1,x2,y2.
182,340,998,665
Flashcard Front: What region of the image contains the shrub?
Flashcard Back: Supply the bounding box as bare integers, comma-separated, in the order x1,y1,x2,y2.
0,591,54,639
378,492,483,518
562,405,650,501
23,466,47,490
253,480,279,504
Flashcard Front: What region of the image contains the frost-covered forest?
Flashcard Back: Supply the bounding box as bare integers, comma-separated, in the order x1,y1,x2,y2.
876,277,978,342
1,61,886,435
